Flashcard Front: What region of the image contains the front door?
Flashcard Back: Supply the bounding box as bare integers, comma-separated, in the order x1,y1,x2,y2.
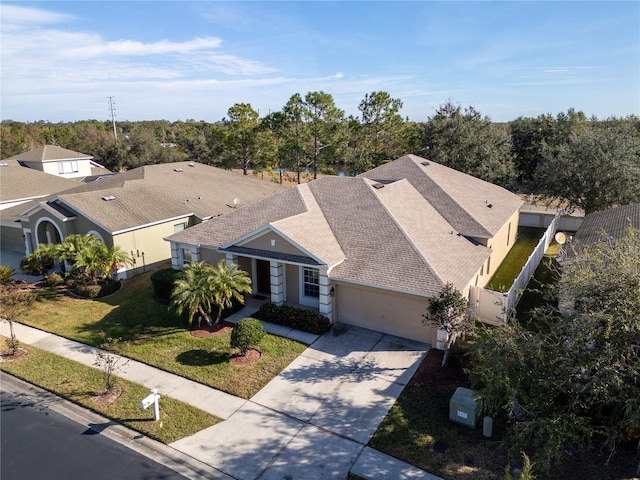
256,260,271,296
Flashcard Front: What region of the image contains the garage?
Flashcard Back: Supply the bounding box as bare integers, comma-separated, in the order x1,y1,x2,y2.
334,282,436,345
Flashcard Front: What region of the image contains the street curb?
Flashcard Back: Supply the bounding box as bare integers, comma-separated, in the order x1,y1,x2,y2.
0,372,236,480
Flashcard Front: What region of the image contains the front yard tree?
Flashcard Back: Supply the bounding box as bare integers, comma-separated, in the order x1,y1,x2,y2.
422,283,470,367
170,261,216,327
230,318,265,357
0,284,35,354
210,260,252,324
469,226,640,473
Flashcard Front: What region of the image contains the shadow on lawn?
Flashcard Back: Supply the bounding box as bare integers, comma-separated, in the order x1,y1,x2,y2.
176,349,228,366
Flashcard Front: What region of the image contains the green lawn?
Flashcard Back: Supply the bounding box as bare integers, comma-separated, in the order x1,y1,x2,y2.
18,270,307,399
487,227,545,292
0,340,220,443
370,382,506,480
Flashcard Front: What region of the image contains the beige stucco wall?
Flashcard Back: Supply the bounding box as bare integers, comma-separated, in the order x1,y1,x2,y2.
200,248,226,266
334,281,436,345
113,219,192,271
469,209,520,288
241,230,308,257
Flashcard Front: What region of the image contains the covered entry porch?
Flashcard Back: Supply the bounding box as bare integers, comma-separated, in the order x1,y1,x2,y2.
224,250,333,321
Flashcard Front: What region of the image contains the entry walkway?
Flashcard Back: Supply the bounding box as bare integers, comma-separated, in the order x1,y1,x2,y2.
0,320,442,480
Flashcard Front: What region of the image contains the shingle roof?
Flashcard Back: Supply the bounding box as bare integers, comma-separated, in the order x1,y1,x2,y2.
2,145,92,163
0,159,78,204
572,203,640,249
31,162,287,233
168,155,520,297
165,187,308,246
360,154,523,238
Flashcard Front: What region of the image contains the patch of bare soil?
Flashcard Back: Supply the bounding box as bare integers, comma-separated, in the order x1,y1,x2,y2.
230,349,262,366
0,347,29,362
189,321,234,338
92,385,123,406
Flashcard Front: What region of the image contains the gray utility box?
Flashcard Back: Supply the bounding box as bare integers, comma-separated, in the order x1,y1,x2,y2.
449,387,480,428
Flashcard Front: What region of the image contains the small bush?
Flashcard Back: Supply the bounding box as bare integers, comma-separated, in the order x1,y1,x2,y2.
0,266,16,284
150,268,183,300
20,253,44,275
75,284,102,298
230,318,265,356
257,303,331,335
45,272,65,287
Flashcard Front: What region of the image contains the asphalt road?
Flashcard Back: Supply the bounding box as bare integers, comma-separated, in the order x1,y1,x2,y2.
1,383,188,480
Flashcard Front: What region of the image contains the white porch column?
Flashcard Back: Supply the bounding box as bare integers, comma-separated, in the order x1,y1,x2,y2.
270,261,285,305
318,267,332,319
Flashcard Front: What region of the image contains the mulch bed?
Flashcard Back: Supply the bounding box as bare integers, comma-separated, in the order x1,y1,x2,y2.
92,385,124,406
189,321,234,338
230,349,262,365
411,348,469,387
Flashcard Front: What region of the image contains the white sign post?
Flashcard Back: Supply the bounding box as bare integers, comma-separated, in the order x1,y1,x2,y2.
140,388,161,421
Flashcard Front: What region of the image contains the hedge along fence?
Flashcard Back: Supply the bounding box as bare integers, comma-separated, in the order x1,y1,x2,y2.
256,303,332,335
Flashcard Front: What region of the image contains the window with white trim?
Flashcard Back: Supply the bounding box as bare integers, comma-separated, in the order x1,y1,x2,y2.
174,222,187,233
181,248,192,265
57,160,79,174
303,267,319,298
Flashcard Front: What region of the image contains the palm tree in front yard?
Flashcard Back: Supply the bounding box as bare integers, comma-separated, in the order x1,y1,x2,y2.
210,260,252,323
170,261,216,327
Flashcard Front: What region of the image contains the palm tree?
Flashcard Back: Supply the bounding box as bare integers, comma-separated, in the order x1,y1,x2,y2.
170,261,216,327
58,234,101,267
102,245,132,279
33,242,60,273
210,260,252,323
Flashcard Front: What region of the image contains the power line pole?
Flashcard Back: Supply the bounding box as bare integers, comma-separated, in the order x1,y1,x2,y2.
108,96,118,144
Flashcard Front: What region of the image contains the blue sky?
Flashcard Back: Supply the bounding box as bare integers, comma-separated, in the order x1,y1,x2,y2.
1,1,638,123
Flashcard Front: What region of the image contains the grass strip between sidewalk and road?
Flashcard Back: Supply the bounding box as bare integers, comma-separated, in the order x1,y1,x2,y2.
0,338,221,444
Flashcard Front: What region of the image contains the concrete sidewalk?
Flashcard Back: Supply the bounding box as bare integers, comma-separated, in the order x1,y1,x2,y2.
0,321,442,480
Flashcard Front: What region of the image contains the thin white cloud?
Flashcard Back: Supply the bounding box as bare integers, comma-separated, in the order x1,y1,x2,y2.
66,37,224,58
0,4,74,25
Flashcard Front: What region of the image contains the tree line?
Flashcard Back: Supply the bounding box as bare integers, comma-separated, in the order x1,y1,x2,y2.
2,94,639,213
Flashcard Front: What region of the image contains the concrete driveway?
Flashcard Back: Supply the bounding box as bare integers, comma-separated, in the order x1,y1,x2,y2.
171,324,429,479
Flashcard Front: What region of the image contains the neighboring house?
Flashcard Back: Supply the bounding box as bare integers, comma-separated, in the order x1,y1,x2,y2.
558,203,640,314
2,145,111,180
565,203,640,253
0,159,80,253
166,154,523,345
1,161,286,278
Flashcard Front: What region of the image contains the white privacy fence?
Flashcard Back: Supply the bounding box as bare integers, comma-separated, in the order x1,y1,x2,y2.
470,211,562,325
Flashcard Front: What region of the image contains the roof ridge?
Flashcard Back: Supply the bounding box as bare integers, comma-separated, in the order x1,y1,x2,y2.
364,177,446,287
406,156,493,238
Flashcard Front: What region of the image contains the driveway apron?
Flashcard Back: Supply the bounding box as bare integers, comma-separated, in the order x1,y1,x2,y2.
171,325,429,479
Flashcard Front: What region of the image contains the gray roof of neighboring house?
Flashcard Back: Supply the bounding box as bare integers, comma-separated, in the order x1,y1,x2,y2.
0,159,78,204
571,203,640,249
3,145,93,163
360,154,523,238
45,162,286,233
167,155,515,296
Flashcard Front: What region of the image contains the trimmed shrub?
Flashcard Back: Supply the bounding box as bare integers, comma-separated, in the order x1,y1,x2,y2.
75,284,102,298
150,268,183,301
256,303,331,335
230,318,265,356
45,272,65,287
